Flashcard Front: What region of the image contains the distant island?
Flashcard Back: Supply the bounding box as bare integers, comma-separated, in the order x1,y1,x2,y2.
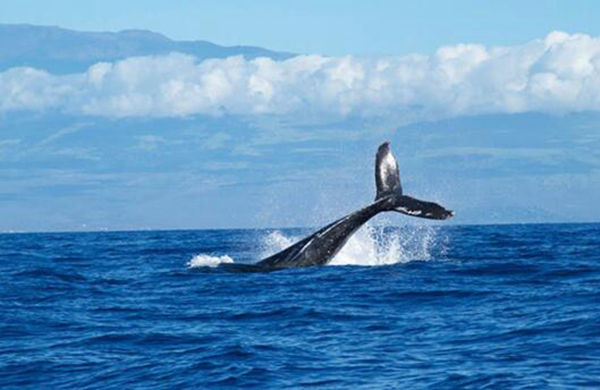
0,23,293,73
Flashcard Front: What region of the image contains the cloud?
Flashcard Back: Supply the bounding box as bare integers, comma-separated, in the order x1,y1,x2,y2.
2,31,600,119
51,147,100,161
200,132,232,150
38,122,91,146
134,135,169,151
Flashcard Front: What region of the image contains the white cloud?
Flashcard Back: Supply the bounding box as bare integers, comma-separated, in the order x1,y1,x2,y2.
2,31,600,119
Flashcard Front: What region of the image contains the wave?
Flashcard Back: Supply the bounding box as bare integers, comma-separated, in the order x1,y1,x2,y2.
187,254,234,268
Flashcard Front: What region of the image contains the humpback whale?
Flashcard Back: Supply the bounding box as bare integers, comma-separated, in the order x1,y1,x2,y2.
257,142,453,269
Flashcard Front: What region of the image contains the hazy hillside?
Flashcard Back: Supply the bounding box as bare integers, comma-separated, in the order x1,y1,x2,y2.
0,24,293,73
2,110,600,230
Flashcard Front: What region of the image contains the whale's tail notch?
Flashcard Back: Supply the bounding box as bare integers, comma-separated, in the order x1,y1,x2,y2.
374,141,453,220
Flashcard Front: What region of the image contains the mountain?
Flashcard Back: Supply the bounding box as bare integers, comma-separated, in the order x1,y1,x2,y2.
2,110,600,231
0,24,293,74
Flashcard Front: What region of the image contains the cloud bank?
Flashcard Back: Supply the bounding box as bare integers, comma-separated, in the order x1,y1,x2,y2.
2,31,600,119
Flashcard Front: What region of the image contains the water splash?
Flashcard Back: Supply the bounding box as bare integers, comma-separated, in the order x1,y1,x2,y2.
258,224,443,267
259,230,301,259
186,231,295,269
331,224,441,266
187,254,234,268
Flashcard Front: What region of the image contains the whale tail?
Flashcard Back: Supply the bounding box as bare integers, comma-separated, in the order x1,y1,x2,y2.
255,140,453,269
374,141,453,220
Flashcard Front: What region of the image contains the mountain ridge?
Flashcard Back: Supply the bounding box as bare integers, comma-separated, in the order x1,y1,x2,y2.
0,23,294,74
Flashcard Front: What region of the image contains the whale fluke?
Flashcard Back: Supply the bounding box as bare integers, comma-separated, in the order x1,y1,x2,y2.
375,141,402,201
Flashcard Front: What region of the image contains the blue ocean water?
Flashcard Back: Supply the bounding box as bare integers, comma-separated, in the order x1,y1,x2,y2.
1,223,600,389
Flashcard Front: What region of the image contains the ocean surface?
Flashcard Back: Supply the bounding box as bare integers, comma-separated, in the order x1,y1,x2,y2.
1,223,600,389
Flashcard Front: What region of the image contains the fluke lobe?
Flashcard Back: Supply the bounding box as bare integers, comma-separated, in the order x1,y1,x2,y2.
257,142,453,269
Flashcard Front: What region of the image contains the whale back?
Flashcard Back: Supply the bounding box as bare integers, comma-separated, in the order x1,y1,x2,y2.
257,201,384,269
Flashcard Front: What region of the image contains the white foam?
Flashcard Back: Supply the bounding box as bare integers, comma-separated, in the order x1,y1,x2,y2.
258,223,442,267
259,230,301,258
187,254,234,268
329,224,438,266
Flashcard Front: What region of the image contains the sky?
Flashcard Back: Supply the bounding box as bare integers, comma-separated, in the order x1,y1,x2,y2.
2,2,600,232
2,0,600,55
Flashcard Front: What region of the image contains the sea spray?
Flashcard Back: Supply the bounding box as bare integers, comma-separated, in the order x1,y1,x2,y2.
187,254,234,268
188,223,444,268
331,224,440,265
258,230,301,259
257,223,443,267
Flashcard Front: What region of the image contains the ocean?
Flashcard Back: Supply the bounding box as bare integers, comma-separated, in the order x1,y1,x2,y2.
1,223,599,389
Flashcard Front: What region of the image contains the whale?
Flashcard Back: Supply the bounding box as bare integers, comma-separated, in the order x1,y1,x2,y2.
256,142,453,269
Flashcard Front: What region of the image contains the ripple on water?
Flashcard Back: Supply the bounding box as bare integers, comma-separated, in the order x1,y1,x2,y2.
1,224,600,388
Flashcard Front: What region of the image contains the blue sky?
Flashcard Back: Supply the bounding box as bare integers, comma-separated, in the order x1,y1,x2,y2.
2,0,600,55
2,3,600,231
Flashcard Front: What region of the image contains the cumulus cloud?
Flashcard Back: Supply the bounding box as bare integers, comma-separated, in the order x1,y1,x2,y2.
2,31,600,119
